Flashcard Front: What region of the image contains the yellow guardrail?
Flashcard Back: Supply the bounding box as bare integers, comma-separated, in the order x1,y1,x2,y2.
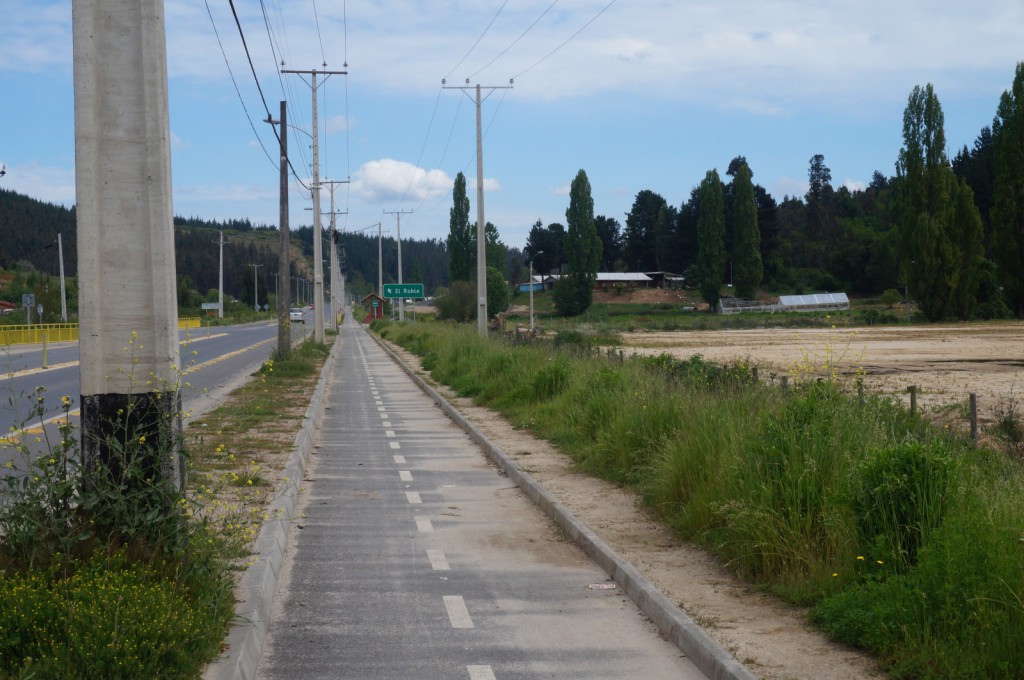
1,318,202,346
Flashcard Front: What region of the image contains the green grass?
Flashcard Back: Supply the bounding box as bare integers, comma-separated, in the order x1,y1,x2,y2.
376,320,1024,679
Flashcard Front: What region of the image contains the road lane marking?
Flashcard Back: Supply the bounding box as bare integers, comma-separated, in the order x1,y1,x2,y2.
427,549,450,571
389,441,400,449
377,406,386,412
385,430,396,438
399,470,413,482
406,491,422,504
415,516,433,533
393,454,406,464
468,666,496,680
443,596,474,629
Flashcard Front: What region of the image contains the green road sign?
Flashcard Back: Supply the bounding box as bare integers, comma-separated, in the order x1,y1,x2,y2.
382,283,424,299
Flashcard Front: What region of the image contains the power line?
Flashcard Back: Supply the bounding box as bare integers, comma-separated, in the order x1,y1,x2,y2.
311,0,328,67
514,0,618,80
468,0,559,81
444,0,510,80
204,0,277,169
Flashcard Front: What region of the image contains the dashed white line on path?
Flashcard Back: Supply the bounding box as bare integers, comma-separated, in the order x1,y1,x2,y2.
467,666,496,680
415,516,433,533
443,595,474,629
406,491,422,504
427,549,450,571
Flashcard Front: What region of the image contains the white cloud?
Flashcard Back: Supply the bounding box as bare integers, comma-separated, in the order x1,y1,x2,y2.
843,178,867,192
1,162,76,207
550,183,571,197
327,114,352,134
350,159,454,204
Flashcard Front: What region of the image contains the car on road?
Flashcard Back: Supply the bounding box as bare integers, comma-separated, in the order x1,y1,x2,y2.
289,308,305,323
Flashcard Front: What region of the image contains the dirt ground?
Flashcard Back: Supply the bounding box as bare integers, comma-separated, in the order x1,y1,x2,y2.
620,323,1024,433
386,342,885,680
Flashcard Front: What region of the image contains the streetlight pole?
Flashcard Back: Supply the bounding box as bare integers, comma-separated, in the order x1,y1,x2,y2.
529,250,543,332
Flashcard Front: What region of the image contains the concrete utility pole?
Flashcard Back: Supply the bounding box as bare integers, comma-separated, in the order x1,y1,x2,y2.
443,79,513,335
57,233,67,322
384,210,412,322
250,263,263,311
283,67,346,343
266,101,290,357
73,0,183,488
322,179,348,331
212,230,228,319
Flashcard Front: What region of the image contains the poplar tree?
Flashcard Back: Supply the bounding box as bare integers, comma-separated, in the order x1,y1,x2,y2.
991,62,1024,316
554,169,601,316
696,169,726,309
896,84,966,320
447,172,473,283
731,163,762,299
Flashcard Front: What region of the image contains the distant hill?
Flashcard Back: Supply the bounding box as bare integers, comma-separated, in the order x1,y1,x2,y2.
0,188,455,309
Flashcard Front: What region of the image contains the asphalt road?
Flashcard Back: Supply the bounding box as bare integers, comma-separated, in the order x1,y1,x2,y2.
254,320,706,679
0,316,312,468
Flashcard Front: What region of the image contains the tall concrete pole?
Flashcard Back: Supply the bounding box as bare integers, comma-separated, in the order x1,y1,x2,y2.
474,84,487,334
250,263,263,311
442,80,513,335
282,68,345,343
73,0,182,488
58,233,67,322
213,230,227,319
310,72,324,343
322,180,348,332
377,222,383,298
384,210,412,322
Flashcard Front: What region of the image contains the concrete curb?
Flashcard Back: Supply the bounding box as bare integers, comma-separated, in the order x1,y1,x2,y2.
204,337,344,680
370,330,757,680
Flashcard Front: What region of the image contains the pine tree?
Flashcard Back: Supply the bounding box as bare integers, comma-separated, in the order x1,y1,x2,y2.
731,163,762,299
696,170,726,309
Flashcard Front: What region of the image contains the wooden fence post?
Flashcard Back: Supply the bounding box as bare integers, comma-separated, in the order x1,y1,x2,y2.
970,393,979,445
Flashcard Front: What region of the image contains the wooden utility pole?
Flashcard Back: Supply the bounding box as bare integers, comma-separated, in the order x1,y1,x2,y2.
267,101,290,356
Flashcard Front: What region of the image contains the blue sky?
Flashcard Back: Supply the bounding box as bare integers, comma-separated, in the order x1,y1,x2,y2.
1,1,1023,250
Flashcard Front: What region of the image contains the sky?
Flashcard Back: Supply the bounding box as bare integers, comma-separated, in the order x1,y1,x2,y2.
1,0,1023,252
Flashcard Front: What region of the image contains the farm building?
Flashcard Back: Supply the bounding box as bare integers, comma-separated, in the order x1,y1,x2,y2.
593,272,652,290
718,292,850,314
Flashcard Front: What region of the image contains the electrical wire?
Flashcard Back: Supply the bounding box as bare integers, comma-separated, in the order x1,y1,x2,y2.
444,0,510,81
311,0,328,67
513,0,618,80
468,0,559,81
204,0,277,169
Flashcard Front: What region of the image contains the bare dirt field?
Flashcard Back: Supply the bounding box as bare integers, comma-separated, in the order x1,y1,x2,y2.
621,322,1024,433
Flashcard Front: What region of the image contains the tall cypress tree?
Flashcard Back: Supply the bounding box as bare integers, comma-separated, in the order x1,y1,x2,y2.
896,84,960,321
991,62,1024,317
696,169,726,309
731,163,762,299
951,178,985,319
554,169,601,317
447,172,473,283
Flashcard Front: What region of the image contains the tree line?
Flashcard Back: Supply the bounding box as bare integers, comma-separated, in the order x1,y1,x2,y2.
522,62,1024,321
